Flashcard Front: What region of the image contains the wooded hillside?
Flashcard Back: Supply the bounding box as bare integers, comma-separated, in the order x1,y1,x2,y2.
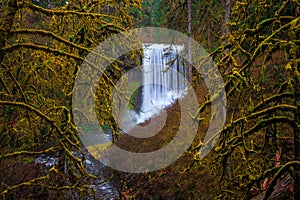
1,0,300,199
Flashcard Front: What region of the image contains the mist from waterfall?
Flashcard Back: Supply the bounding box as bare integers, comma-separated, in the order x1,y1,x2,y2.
116,43,189,134
136,43,188,123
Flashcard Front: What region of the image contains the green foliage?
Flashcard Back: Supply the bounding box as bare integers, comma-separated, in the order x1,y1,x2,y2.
117,0,300,199
134,0,165,27
1,0,299,199
127,81,140,110
0,0,142,199
23,157,33,164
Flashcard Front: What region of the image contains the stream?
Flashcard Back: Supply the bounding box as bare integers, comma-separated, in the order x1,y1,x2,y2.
35,143,119,199
38,43,188,198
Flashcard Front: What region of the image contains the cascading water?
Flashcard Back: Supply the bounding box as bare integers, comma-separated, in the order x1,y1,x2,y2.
59,44,190,198
117,43,188,134
136,43,188,123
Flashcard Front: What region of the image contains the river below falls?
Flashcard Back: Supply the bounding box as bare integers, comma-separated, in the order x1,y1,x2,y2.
35,146,119,199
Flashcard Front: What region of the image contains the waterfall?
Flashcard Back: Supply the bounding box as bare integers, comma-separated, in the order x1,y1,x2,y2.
134,43,188,124
115,43,188,134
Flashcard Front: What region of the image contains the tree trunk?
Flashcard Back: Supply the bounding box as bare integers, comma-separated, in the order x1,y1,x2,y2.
251,173,294,200
207,21,211,50
294,71,300,200
187,0,192,82
0,0,18,64
221,0,231,38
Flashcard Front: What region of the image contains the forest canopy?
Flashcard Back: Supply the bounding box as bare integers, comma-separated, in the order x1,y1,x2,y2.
0,0,300,199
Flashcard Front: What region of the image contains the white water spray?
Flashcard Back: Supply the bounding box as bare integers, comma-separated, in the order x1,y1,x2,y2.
136,43,187,123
